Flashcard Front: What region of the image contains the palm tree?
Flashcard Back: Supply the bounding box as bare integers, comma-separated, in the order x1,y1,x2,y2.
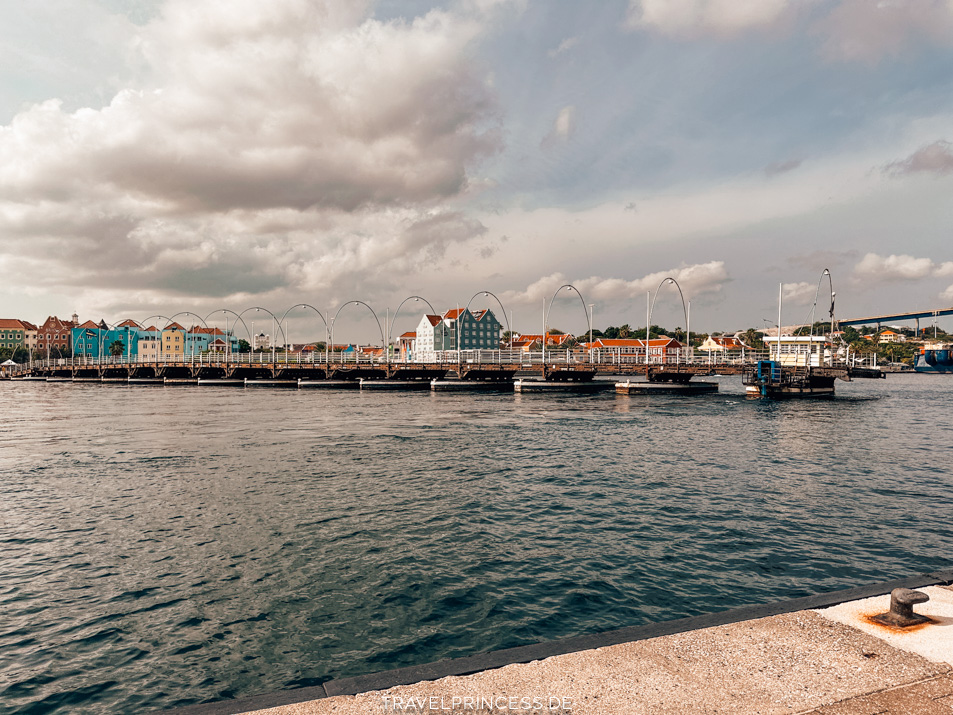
109,340,125,357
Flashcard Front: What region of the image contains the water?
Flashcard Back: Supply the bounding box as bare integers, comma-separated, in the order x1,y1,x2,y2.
2,375,953,714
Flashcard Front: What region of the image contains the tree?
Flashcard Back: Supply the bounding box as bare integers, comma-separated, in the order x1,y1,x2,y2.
109,340,125,357
237,339,251,353
742,328,765,350
0,346,30,363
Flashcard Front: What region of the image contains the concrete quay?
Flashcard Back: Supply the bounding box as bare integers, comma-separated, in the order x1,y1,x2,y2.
161,571,953,715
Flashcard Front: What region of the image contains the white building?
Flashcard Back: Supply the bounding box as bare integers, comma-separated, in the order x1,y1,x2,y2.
254,332,271,350
767,335,829,367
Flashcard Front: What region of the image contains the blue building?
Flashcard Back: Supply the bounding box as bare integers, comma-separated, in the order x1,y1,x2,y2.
184,326,240,355
71,320,140,358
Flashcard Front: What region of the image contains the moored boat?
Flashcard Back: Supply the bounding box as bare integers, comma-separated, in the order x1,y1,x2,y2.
914,344,953,373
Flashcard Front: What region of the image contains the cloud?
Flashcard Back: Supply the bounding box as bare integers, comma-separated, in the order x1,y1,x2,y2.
624,0,792,38
782,281,817,305
548,36,579,58
884,140,953,177
942,284,953,302
0,0,502,312
540,105,576,148
764,158,803,177
854,253,953,281
625,0,953,64
812,0,953,64
502,261,730,305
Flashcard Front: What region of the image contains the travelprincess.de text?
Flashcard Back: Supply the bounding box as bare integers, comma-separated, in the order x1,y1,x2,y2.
380,695,573,712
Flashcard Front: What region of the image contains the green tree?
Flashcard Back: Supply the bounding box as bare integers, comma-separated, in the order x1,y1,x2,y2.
109,340,125,357
237,339,251,353
742,328,765,350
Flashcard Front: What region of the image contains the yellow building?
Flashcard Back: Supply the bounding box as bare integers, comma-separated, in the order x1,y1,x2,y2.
161,322,186,359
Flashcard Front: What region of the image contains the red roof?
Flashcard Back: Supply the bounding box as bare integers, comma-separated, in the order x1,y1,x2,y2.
517,333,574,345
424,314,442,326
584,338,684,349
399,331,416,339
118,319,140,328
441,308,491,321
77,320,99,329
0,319,28,329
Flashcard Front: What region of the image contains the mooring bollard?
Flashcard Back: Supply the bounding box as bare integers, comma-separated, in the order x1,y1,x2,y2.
871,588,931,627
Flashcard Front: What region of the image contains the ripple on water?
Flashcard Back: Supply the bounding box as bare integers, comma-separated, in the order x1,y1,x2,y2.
1,376,953,713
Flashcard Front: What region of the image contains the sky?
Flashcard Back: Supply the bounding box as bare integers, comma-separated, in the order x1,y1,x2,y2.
2,0,953,343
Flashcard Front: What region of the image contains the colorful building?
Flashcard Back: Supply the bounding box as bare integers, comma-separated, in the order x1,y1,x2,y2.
161,322,186,358
37,315,78,356
71,320,140,358
581,337,687,362
414,308,502,359
0,319,28,353
511,333,575,351
184,326,239,355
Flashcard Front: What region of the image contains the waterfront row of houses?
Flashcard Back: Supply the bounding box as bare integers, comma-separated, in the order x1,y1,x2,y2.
4,308,767,363
0,315,240,359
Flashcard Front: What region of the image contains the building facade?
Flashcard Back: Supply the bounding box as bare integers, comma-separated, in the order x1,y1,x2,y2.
414,308,502,360
37,315,78,356
71,321,140,359
185,326,239,355
582,337,687,362
0,319,27,353
766,335,829,366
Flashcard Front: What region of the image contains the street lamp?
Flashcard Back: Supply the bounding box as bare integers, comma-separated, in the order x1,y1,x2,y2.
647,277,690,366
459,290,511,363
542,284,591,366
278,305,329,367
330,301,385,366
588,304,594,363
387,296,438,364
807,268,835,366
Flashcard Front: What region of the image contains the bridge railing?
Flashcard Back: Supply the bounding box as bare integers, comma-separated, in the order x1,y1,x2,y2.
16,348,886,373
13,348,779,372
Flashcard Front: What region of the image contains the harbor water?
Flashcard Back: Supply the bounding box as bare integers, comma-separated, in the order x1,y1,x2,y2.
2,375,953,713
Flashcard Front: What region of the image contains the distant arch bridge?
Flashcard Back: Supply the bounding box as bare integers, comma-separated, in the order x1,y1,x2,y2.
839,307,953,331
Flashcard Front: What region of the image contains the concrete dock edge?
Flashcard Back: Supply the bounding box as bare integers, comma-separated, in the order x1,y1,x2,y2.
157,568,953,714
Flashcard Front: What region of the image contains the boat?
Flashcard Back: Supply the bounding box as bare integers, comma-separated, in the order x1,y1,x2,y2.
914,344,953,373
742,360,836,397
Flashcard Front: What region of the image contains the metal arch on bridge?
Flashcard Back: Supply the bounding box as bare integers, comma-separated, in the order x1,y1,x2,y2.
234,307,287,352
463,290,512,344
277,304,329,360
543,284,591,364
330,301,386,354
807,269,834,342
388,296,439,363
648,277,690,347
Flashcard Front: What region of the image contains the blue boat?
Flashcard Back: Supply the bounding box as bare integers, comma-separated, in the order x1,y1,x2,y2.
915,346,953,373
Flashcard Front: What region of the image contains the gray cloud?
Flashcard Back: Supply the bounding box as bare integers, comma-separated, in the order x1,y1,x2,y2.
764,158,803,177
813,0,953,64
0,0,502,313
884,140,953,177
